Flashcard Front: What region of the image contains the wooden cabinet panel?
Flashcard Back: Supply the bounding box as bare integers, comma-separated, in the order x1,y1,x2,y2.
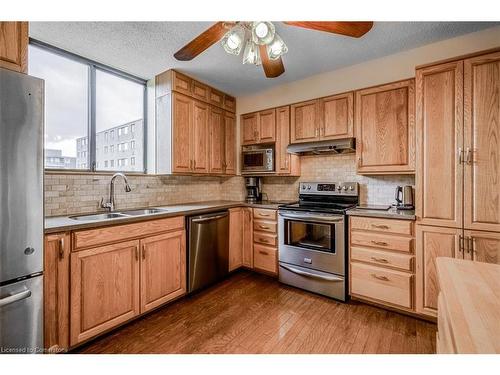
416,62,464,228
253,220,277,234
209,106,224,173
464,51,500,232
224,95,236,112
258,109,276,143
350,216,413,236
290,99,320,143
242,208,254,268
0,22,28,73
465,230,500,265
229,208,243,271
192,100,209,173
70,240,140,345
172,93,193,173
350,231,413,253
140,230,186,313
355,79,415,174
321,92,354,140
172,71,192,95
254,232,277,247
415,225,461,317
192,80,209,101
209,88,224,107
44,233,70,353
241,113,258,145
223,111,236,175
253,244,277,274
275,106,300,176
253,208,277,221
351,246,414,272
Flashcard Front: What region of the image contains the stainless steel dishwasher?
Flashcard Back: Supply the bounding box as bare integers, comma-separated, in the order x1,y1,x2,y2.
187,211,229,293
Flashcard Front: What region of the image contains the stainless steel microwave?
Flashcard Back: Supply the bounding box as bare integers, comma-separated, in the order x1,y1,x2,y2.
241,145,274,174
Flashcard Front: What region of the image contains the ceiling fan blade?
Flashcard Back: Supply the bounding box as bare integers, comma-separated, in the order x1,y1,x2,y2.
284,21,373,38
174,22,235,61
259,45,285,78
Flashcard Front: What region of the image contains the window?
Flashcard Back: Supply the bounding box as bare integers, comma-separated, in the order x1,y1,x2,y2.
104,160,108,168
29,41,146,172
130,140,135,150
131,157,135,166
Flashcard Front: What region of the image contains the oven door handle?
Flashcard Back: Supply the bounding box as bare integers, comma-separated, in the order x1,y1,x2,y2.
279,212,344,223
280,264,344,282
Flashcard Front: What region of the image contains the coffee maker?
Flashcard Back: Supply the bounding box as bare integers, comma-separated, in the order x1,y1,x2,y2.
395,185,414,210
245,177,263,203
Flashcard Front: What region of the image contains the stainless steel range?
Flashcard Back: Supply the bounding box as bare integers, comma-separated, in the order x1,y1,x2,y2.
278,182,359,301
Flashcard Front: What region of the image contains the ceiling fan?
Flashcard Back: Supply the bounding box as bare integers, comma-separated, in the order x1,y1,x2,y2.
174,21,374,78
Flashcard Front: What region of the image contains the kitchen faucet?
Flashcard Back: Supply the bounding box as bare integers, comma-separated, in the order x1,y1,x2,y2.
100,172,132,212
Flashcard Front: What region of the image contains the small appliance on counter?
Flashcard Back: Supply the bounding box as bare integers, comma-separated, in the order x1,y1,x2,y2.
245,177,263,203
395,185,414,210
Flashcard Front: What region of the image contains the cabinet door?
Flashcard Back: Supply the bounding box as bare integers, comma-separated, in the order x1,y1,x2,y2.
355,79,415,174
464,51,500,232
209,106,224,173
140,231,186,313
290,99,320,144
192,80,209,101
172,71,192,96
70,240,140,345
0,22,28,73
415,225,462,317
192,100,209,173
223,111,236,175
229,208,243,271
275,105,300,175
44,233,70,353
172,93,193,173
416,61,464,228
321,92,354,140
465,230,500,265
258,108,276,143
241,113,258,145
242,208,254,268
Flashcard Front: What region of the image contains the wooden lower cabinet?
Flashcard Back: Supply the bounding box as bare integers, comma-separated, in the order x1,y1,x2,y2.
229,208,243,271
242,208,254,268
140,230,186,313
252,208,278,276
44,233,70,353
464,230,500,264
253,244,278,274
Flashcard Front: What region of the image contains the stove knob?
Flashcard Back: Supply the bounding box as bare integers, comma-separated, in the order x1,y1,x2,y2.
343,186,348,191
307,185,311,190
337,185,342,191
349,185,354,191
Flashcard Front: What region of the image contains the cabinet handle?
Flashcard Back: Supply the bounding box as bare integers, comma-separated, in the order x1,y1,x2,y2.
357,157,362,167
371,240,388,246
259,238,269,243
371,274,389,281
458,147,464,164
259,225,270,229
285,158,289,168
135,246,139,261
259,250,269,255
58,237,65,260
371,224,389,230
259,213,270,217
371,257,389,263
142,244,146,260
469,236,475,257
315,128,319,137
465,148,472,164
193,160,196,169
459,235,464,256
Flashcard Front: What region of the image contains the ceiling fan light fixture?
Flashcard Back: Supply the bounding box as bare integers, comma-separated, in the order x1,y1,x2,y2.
221,25,246,55
251,21,275,45
242,40,261,65
266,33,288,60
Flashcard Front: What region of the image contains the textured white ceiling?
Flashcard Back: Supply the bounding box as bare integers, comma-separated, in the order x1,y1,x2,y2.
29,21,499,96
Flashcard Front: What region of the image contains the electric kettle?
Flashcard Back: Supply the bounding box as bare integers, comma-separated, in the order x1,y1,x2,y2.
395,185,414,210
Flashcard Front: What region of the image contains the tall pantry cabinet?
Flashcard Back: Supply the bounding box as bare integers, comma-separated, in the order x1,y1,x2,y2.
415,50,500,318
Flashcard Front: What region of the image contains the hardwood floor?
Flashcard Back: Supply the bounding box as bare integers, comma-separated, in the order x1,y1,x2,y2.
75,270,436,354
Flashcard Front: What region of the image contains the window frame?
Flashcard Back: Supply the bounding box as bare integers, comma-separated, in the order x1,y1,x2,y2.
30,39,148,174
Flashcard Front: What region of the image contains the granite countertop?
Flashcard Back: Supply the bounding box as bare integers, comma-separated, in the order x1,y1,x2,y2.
346,206,416,221
44,200,293,234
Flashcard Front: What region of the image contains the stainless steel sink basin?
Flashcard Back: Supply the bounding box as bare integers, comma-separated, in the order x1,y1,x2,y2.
69,213,128,221
119,208,168,216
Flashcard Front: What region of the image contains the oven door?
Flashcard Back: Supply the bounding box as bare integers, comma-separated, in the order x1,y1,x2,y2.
278,211,345,275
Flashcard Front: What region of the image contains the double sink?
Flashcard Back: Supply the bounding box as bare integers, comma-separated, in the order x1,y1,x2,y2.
69,208,168,221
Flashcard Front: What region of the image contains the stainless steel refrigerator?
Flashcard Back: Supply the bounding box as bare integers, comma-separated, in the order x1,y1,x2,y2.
0,68,44,353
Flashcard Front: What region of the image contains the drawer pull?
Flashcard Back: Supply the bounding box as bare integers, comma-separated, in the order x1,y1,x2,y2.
371,274,389,281
259,213,270,217
259,238,269,243
259,225,270,229
371,224,389,230
58,237,65,260
142,244,146,260
371,257,389,263
371,240,388,246
135,246,139,261
259,250,269,255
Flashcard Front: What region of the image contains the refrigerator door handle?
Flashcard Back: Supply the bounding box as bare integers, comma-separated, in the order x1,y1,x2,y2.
0,289,32,308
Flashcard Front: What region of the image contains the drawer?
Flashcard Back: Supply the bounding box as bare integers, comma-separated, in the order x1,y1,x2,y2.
350,216,413,236
253,220,277,234
253,208,277,221
254,232,277,247
351,231,413,253
172,71,192,95
73,216,185,250
254,244,277,274
351,262,413,309
351,246,414,272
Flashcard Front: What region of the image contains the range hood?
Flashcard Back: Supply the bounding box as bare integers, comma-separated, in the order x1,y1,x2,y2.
287,138,356,155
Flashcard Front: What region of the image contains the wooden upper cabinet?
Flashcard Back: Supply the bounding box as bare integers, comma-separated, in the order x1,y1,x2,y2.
140,230,186,313
172,93,193,173
355,79,415,174
464,51,500,232
44,233,70,353
416,61,464,228
416,225,462,318
223,111,236,175
191,100,209,174
0,22,28,74
242,207,254,268
320,92,354,140
209,88,224,107
192,80,209,101
276,106,300,176
241,113,259,145
224,95,236,112
172,71,192,96
290,99,321,144
464,230,500,264
229,208,243,271
70,240,140,345
258,109,276,143
209,106,224,174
